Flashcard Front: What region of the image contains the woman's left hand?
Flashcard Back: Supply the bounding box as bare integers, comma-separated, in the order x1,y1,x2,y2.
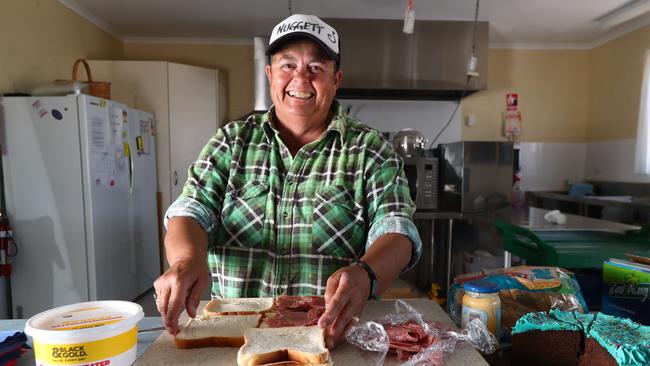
318,264,369,349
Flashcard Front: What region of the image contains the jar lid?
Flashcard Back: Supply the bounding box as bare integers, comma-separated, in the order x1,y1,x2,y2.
463,280,500,293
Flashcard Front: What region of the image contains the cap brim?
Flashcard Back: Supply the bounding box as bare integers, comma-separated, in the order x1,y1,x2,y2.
265,32,339,63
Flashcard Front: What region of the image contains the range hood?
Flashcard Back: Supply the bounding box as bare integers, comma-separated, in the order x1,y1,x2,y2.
253,19,489,110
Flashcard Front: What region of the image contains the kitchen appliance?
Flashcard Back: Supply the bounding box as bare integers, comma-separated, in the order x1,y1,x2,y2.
393,129,427,158
438,141,514,212
402,156,439,210
1,95,160,318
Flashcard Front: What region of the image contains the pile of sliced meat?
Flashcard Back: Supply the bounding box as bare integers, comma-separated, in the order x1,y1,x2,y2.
382,321,453,366
264,295,326,327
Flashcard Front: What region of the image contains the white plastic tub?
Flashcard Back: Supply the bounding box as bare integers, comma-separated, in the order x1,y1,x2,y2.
25,301,144,366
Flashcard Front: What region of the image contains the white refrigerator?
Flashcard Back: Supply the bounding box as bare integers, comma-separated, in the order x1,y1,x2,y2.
1,95,160,318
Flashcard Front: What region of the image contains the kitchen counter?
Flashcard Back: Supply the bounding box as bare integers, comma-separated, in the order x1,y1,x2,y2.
413,210,464,220
531,191,650,209
135,299,487,366
529,191,650,222
466,206,639,233
8,299,487,366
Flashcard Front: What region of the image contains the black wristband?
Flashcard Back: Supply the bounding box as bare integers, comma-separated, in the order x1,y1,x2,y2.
353,260,378,300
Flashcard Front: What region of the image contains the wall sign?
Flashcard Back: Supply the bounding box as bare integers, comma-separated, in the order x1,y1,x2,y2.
506,93,518,111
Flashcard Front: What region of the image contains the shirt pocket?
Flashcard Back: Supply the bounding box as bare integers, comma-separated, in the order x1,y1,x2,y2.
220,180,269,248
312,185,365,259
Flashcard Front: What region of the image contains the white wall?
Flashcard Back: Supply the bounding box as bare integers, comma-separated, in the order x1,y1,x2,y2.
341,99,462,146
585,138,650,183
517,139,650,193
518,142,586,191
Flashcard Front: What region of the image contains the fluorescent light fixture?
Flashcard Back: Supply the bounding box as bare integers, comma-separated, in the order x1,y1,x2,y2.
598,0,650,30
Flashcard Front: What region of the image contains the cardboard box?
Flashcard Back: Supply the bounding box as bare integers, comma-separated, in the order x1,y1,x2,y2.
602,259,650,325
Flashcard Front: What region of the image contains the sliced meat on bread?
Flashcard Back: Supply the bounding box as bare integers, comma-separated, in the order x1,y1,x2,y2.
174,314,262,349
204,297,275,316
237,325,331,366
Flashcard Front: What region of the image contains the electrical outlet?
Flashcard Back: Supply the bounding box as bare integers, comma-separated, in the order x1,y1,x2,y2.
466,115,477,126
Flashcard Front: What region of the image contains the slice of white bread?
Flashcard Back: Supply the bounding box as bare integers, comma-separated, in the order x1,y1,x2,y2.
237,325,331,366
204,297,275,316
174,314,262,349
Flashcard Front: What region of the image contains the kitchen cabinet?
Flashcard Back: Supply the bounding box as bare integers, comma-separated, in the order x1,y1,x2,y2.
89,61,227,254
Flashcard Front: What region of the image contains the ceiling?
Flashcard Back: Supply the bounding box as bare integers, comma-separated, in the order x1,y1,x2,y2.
59,0,650,49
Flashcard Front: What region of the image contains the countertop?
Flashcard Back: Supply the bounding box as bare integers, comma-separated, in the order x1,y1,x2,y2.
466,206,639,233
530,191,650,210
136,299,487,366
413,210,464,220
7,299,487,366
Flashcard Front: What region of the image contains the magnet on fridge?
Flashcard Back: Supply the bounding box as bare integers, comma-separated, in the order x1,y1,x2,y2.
136,136,144,153
123,142,130,157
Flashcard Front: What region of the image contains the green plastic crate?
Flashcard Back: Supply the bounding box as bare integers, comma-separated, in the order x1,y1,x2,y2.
495,220,650,268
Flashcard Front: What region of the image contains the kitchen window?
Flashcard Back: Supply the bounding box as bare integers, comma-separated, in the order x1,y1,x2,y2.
635,49,650,175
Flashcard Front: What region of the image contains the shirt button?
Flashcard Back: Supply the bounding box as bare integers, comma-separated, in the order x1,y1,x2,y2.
282,212,289,221
287,178,293,185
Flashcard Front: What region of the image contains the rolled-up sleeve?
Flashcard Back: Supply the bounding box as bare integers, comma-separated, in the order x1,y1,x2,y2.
164,127,232,234
364,135,422,272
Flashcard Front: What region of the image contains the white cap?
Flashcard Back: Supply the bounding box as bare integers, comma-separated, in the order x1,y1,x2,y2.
266,14,340,63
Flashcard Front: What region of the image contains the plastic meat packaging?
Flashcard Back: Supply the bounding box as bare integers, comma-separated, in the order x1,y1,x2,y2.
346,300,497,366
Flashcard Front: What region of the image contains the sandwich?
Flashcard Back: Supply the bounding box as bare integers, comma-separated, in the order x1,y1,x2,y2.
174,314,262,349
237,325,331,366
204,297,274,316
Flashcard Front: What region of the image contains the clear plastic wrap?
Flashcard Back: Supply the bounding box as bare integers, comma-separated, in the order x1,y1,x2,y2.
345,300,498,366
448,266,588,340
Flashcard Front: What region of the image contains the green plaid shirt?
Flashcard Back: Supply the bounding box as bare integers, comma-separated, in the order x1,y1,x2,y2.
165,101,422,298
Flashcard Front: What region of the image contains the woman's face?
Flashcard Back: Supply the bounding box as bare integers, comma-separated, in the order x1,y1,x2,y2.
266,40,342,124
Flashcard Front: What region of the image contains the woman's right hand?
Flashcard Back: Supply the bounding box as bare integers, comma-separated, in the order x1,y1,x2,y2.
154,217,209,335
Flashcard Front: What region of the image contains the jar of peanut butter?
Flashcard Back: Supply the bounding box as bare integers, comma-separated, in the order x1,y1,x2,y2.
461,280,501,338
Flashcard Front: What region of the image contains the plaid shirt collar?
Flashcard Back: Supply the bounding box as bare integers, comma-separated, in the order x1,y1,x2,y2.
259,100,347,144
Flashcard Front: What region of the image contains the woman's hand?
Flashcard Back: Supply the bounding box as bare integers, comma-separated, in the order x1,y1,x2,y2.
318,264,369,349
153,255,209,335
154,217,209,335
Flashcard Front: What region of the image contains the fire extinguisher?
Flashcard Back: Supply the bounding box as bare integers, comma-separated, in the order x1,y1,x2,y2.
0,212,13,277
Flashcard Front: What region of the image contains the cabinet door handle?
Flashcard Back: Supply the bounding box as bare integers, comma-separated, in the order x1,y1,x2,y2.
173,171,178,186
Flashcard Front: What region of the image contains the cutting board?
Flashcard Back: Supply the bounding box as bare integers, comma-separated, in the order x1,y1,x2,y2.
134,299,487,366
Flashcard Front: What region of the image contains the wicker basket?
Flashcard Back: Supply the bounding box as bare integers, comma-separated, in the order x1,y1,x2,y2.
68,59,111,99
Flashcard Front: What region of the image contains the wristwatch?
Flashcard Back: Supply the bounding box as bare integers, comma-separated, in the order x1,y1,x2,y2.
353,260,378,300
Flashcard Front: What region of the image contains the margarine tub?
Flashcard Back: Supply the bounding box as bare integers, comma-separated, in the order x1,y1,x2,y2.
25,301,144,366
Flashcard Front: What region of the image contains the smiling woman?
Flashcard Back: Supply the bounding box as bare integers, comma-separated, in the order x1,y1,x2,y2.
265,40,342,155
157,13,422,351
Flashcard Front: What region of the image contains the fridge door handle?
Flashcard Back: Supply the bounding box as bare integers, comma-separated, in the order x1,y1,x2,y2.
173,171,178,186
128,142,134,195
